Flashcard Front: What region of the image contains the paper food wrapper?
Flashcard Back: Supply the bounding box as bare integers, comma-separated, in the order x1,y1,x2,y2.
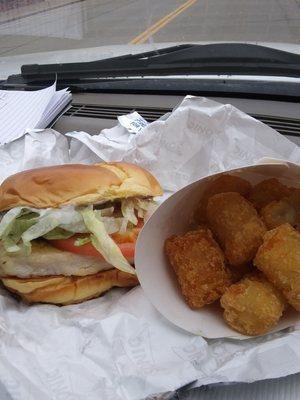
66,96,300,192
0,96,300,400
135,161,300,339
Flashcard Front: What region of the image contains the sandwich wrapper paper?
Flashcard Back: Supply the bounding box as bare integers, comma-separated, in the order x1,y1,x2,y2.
0,96,300,399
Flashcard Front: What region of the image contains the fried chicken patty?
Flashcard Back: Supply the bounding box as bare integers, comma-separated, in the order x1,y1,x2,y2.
0,240,116,278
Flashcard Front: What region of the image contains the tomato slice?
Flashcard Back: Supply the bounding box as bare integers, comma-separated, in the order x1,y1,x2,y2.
48,219,144,261
110,218,143,243
49,236,135,261
110,227,141,243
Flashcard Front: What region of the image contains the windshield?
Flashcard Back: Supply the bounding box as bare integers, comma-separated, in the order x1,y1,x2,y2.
0,0,299,78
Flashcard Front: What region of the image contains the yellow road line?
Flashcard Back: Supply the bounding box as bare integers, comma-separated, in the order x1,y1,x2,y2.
130,0,197,44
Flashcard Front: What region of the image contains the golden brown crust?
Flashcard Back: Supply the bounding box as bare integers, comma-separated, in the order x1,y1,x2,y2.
248,178,292,210
1,269,138,305
254,223,300,310
0,162,163,211
165,227,231,309
220,272,286,336
195,174,252,223
207,192,266,266
260,200,298,230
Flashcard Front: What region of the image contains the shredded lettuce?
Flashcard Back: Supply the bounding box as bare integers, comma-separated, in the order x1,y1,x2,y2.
80,208,136,275
3,213,39,252
120,198,157,223
0,208,39,252
2,237,22,253
7,213,38,241
0,207,25,237
22,213,59,241
50,205,87,233
134,199,152,210
0,198,157,259
121,199,138,225
43,228,74,240
134,198,157,220
0,206,80,252
119,218,129,234
100,217,125,234
97,207,114,217
74,236,91,247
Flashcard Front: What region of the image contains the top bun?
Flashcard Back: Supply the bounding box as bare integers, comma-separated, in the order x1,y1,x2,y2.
0,162,163,211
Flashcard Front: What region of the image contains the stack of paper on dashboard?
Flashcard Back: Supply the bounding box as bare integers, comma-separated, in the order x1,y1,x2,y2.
0,82,71,145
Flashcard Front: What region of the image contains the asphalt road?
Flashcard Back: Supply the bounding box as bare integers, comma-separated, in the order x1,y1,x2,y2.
0,0,299,56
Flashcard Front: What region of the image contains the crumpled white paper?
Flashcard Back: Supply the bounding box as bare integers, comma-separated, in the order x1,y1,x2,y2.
66,96,300,192
0,129,70,182
0,96,300,400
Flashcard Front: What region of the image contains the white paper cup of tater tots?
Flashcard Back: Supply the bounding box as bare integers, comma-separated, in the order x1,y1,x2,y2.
135,160,300,339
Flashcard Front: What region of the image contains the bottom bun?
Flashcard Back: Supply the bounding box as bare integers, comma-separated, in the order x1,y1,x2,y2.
1,269,138,305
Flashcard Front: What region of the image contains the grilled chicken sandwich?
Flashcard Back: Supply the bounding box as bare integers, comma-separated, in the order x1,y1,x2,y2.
0,162,162,305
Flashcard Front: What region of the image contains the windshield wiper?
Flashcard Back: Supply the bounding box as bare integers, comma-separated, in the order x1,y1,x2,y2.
17,43,300,83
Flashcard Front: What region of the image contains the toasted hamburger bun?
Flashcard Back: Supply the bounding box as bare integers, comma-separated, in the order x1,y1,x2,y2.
0,162,163,211
2,269,138,305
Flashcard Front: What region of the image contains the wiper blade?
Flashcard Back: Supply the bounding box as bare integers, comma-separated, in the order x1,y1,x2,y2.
20,43,300,82
2,77,299,102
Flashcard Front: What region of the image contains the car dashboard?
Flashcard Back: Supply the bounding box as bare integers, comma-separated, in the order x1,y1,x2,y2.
54,92,300,147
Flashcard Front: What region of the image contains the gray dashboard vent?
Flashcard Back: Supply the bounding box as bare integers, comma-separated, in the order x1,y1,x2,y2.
64,104,300,137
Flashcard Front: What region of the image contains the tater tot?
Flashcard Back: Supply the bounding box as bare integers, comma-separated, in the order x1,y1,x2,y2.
254,223,300,310
261,199,299,231
165,227,231,309
248,178,292,210
261,189,300,231
195,174,252,223
207,192,266,266
220,273,286,336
